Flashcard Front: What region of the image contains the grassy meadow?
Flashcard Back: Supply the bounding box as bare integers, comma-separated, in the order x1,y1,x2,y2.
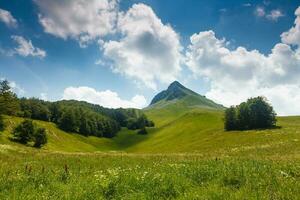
1,150,300,199
1,101,300,199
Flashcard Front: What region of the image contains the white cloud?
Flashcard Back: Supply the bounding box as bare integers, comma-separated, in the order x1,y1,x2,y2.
35,2,183,89
255,6,265,17
185,6,300,116
0,8,17,28
281,7,300,46
266,9,284,21
255,6,284,21
35,0,118,47
103,3,182,89
9,81,25,96
62,86,147,109
11,35,46,58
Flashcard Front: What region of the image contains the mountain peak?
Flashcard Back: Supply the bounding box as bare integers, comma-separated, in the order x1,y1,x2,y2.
148,81,224,110
150,81,196,105
168,81,183,88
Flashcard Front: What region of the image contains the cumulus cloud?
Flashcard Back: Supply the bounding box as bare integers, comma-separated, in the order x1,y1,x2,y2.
11,36,46,58
0,8,17,28
35,2,182,89
103,3,182,89
62,86,147,109
35,0,118,47
281,7,300,45
185,7,300,115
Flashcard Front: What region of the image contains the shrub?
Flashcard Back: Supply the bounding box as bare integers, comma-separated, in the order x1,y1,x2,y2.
13,119,35,144
12,119,48,147
147,120,155,127
34,128,47,148
138,127,147,135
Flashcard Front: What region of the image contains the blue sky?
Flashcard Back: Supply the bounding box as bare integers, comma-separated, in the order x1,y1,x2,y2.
1,0,300,115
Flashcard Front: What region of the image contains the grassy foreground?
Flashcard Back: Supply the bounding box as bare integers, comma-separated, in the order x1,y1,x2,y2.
1,150,300,199
1,102,300,199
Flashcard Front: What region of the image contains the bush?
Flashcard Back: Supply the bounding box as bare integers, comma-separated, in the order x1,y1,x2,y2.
13,119,35,144
224,96,276,131
34,128,47,148
138,127,147,135
12,119,48,147
147,120,155,127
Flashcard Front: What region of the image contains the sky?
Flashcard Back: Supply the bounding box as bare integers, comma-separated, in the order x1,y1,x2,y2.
1,0,300,115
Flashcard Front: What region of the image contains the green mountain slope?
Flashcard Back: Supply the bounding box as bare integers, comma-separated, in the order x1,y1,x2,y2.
127,106,300,157
2,113,300,158
148,81,224,110
125,82,300,155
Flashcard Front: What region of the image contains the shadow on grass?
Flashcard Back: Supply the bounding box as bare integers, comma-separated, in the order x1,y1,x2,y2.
8,137,37,148
225,125,282,132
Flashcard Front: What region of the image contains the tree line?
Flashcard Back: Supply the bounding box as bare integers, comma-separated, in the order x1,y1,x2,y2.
224,96,276,131
0,80,154,140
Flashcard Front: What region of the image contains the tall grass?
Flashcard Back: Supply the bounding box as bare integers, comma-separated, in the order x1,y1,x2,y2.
0,151,300,199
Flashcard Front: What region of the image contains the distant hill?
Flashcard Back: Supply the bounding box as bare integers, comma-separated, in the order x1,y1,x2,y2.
148,81,224,110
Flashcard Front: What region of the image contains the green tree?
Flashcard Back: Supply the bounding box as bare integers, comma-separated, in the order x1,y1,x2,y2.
236,102,250,130
224,106,237,131
0,115,4,131
224,96,276,131
49,103,61,123
34,128,47,148
79,117,91,136
247,96,276,129
13,120,35,144
126,118,137,130
136,115,147,129
58,109,77,132
20,98,50,121
0,80,20,115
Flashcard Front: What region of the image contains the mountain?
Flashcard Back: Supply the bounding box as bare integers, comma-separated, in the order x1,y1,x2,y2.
148,81,224,110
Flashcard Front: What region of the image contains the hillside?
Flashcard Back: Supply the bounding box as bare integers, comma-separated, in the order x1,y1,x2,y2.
2,112,300,159
1,81,300,158
130,82,299,155
0,115,148,152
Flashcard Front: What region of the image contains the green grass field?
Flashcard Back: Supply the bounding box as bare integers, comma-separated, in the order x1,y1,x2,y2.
1,151,300,199
1,99,300,199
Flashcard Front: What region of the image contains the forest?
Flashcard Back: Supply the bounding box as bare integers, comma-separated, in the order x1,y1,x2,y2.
0,80,154,139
